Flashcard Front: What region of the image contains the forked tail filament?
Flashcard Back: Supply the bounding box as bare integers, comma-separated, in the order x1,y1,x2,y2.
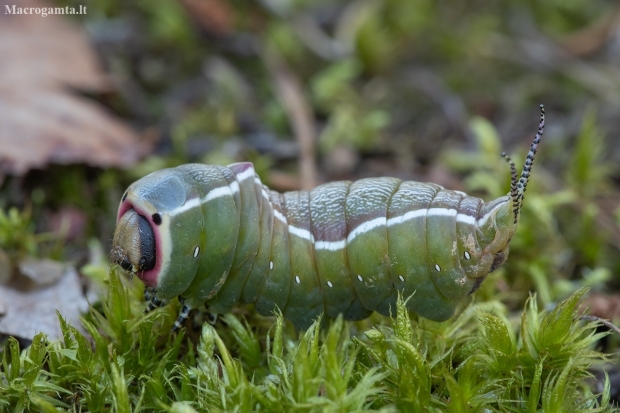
502,104,545,224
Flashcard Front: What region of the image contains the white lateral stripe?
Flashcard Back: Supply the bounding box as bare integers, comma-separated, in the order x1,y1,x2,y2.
346,217,386,243
315,239,346,251
287,208,481,247
170,178,489,249
427,208,457,217
205,185,232,202
170,182,239,217
288,225,315,242
169,197,201,216
235,168,255,182
387,208,476,226
477,215,491,227
273,209,287,224
229,181,240,194
456,214,476,225
387,209,426,226
477,203,505,227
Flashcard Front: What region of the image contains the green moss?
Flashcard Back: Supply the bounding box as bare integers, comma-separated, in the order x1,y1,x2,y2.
0,270,613,412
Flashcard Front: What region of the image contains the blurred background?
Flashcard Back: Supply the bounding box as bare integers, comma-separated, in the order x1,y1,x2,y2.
0,0,619,351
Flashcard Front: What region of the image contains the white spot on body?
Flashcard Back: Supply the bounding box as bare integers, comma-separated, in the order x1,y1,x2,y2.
295,275,301,284
464,251,471,260
357,275,363,282
398,275,405,282
327,281,333,288
193,246,200,257
269,261,273,270
435,264,441,271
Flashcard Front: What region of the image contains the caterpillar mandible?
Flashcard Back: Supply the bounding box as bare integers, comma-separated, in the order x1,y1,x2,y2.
111,105,545,330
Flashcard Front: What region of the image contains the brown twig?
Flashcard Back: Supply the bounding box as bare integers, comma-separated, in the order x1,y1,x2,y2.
264,49,318,190
580,315,620,336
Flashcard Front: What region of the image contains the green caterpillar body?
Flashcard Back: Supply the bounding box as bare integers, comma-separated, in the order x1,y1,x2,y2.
111,106,545,330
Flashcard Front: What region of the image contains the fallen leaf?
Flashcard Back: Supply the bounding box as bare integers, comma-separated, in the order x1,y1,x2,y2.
18,258,67,287
0,0,108,91
0,85,149,174
0,262,88,341
0,0,151,175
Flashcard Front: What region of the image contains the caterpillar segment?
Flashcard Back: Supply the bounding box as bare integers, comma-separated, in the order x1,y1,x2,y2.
110,105,545,330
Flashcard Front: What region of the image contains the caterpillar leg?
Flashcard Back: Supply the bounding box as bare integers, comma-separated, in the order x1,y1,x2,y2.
206,312,218,325
144,288,167,313
172,302,191,332
144,286,155,302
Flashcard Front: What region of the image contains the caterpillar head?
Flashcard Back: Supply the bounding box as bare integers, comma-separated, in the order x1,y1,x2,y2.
110,168,205,299
110,209,156,274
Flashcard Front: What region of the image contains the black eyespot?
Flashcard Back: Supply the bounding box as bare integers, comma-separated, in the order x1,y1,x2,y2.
152,213,162,225
122,191,128,202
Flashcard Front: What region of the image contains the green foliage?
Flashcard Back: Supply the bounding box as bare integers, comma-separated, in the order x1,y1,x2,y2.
310,59,390,153
355,289,612,412
0,207,39,263
444,116,507,198
565,107,614,198
0,271,613,412
0,206,64,266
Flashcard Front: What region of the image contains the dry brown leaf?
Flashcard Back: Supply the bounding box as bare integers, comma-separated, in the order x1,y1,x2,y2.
18,258,69,287
0,0,108,91
0,0,151,175
0,85,149,174
0,262,88,341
